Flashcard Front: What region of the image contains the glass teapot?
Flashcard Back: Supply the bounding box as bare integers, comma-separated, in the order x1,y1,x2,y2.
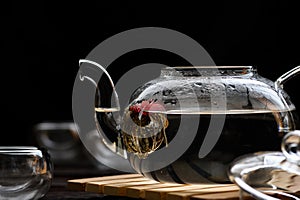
73,60,300,184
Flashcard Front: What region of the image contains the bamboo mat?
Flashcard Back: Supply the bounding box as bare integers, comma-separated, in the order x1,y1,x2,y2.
67,173,246,200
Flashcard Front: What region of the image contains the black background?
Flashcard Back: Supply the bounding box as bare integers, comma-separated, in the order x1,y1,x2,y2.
1,1,300,145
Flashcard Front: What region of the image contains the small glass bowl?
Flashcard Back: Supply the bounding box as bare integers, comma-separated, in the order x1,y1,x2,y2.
228,131,300,200
0,146,53,200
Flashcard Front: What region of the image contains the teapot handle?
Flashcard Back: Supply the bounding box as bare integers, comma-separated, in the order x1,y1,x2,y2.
79,59,121,122
78,59,127,158
275,66,300,90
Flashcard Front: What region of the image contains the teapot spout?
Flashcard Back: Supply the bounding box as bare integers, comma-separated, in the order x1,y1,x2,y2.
275,66,300,90
78,59,127,158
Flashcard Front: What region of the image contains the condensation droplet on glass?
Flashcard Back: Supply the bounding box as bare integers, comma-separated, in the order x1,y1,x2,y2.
194,82,203,87
171,99,177,105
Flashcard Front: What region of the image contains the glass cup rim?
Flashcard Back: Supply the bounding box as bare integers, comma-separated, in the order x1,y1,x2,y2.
0,146,42,155
0,146,38,150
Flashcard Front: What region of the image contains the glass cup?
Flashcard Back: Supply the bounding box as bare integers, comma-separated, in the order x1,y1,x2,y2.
33,122,83,165
0,146,53,200
228,130,300,200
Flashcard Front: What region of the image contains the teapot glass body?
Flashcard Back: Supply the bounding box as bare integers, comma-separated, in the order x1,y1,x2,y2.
94,66,299,183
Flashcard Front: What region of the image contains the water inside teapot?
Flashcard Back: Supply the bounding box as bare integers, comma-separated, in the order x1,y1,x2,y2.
96,104,298,180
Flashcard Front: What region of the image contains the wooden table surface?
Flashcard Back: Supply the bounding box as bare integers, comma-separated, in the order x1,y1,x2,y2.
41,163,244,200
40,162,298,200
